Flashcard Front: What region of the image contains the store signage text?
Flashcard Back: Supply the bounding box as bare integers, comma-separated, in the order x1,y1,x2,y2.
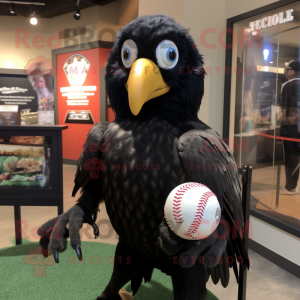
0,87,28,94
250,9,294,32
59,86,97,106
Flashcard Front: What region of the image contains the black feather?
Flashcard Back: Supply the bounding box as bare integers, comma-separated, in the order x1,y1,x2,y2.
178,120,250,285
72,122,109,197
227,240,239,283
210,266,219,285
219,249,230,288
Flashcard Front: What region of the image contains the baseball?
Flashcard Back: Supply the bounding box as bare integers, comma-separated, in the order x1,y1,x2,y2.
164,182,221,240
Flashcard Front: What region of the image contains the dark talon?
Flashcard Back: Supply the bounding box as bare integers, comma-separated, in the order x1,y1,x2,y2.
76,245,82,261
41,247,48,258
92,223,99,239
54,250,59,263
83,212,99,239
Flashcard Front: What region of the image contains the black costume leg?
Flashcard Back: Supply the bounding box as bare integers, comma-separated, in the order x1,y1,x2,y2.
171,261,206,300
97,239,141,300
281,125,300,191
285,163,299,190
283,139,299,191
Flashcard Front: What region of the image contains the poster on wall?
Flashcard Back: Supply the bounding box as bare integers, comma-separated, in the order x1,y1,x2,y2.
29,74,55,125
0,105,20,125
0,75,38,125
60,53,96,123
0,72,55,125
24,56,56,125
56,48,110,160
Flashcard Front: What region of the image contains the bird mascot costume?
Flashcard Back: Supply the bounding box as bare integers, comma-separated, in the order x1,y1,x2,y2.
38,14,249,300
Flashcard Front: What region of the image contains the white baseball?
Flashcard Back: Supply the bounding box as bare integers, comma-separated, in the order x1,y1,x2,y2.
164,182,221,240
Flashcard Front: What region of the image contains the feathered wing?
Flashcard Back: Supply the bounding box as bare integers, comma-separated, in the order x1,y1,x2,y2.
72,122,110,220
178,121,249,287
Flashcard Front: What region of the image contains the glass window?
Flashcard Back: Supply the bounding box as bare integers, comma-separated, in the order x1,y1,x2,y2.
230,2,300,231
0,135,54,190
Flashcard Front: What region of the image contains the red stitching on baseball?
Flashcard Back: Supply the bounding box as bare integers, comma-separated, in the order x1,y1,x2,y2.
172,183,205,224
184,191,215,239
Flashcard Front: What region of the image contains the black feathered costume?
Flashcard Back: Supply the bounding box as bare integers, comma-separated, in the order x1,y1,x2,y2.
38,15,249,300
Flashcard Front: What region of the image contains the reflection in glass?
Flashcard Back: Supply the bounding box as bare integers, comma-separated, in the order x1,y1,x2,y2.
231,3,300,229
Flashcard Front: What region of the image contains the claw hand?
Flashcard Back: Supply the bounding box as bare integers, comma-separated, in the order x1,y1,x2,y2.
37,205,99,263
159,216,228,268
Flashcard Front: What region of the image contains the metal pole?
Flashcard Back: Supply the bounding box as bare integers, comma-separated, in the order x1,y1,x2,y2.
238,165,252,300
276,164,281,208
14,205,22,245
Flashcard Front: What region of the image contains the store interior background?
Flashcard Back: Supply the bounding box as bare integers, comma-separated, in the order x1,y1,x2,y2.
0,0,299,298
231,6,300,228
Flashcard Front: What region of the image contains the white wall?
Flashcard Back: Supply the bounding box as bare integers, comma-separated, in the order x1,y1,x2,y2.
251,216,300,265
0,0,137,70
138,0,183,24
225,0,280,19
118,0,138,25
0,16,52,69
183,0,226,135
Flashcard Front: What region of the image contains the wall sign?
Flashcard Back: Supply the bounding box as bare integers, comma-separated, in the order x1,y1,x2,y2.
60,54,97,108
250,9,294,32
0,105,20,125
0,75,38,115
56,48,110,160
0,73,54,125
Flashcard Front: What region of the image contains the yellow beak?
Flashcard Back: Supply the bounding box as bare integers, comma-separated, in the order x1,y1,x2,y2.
125,58,170,116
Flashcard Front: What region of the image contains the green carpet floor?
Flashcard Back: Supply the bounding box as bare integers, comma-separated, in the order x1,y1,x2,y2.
0,241,219,300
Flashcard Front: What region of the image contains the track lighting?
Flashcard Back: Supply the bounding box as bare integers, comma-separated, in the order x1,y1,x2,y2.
10,2,14,14
30,4,38,25
74,6,81,20
74,1,81,20
30,4,35,15
0,1,45,20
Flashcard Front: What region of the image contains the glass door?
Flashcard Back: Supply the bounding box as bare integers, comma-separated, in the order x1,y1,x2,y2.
230,2,300,230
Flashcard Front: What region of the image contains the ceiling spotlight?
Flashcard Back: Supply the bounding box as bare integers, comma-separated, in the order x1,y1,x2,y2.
30,17,38,25
30,4,37,25
10,2,15,14
74,6,81,20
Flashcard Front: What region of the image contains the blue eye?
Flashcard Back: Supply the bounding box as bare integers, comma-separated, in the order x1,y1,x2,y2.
123,47,131,61
156,40,179,70
121,40,138,68
166,47,176,62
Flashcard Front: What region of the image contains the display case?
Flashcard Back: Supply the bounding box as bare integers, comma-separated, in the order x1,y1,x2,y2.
0,125,67,244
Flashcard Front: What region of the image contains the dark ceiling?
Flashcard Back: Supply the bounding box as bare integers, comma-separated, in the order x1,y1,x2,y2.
0,0,117,18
